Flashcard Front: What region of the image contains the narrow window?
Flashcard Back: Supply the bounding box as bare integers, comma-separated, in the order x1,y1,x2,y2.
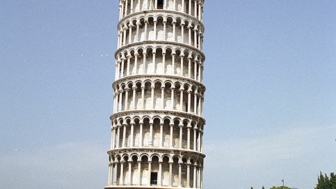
158,0,164,9
151,172,158,185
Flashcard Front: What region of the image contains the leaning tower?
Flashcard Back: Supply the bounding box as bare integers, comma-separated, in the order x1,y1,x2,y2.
106,0,205,188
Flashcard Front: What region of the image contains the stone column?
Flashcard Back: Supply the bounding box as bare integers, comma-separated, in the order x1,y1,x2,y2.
139,122,143,147
179,124,183,148
141,84,145,109
152,51,156,73
200,131,203,152
179,88,184,111
108,162,112,185
194,59,198,80
158,161,162,186
115,60,119,80
113,92,117,113
119,2,123,20
170,124,174,148
128,24,133,44
130,0,134,13
114,162,118,185
164,0,167,9
148,161,152,186
200,33,203,50
198,129,201,152
180,53,184,76
197,165,201,188
116,125,121,148
151,85,155,109
178,162,182,187
163,21,167,40
201,97,204,116
125,0,128,15
188,89,191,113
182,0,185,12
193,164,197,188
130,123,134,147
138,160,142,185
161,86,165,109
111,127,115,149
125,87,129,111
187,162,191,187
198,31,201,50
194,0,197,18
149,122,153,146
193,28,197,48
132,86,136,109
123,27,127,46
154,20,157,40
193,126,197,151
136,21,140,42
194,92,198,114
118,32,122,47
181,22,185,43
188,56,192,78
128,160,132,185
172,52,175,74
198,95,202,116
122,124,127,147
200,64,203,82
127,55,132,76
144,20,148,40
187,125,191,149
189,0,192,14
172,21,176,42
134,53,138,75
169,161,173,187
160,123,163,147
171,87,175,109
120,58,125,78
119,90,123,111
162,53,166,74
199,1,202,20
143,52,147,74
120,160,124,185
188,25,192,45
200,166,204,188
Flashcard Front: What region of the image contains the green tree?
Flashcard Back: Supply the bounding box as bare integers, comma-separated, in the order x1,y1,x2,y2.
270,186,290,189
330,173,336,189
262,186,265,189
315,172,336,189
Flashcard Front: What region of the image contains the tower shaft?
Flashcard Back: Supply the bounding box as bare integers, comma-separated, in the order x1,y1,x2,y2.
106,1,206,188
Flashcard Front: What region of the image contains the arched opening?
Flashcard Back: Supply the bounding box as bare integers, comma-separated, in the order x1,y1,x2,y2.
158,0,164,9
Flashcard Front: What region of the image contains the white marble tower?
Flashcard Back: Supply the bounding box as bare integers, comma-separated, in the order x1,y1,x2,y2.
105,0,205,188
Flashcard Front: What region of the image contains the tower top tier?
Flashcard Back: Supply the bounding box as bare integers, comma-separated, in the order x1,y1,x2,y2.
119,0,204,22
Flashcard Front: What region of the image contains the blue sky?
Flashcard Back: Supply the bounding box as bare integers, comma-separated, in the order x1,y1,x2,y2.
1,1,335,189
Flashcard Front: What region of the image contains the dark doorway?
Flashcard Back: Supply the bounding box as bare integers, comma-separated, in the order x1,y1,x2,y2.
151,172,158,185
158,0,164,9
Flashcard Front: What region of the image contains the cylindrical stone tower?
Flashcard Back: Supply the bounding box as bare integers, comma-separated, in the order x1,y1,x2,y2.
106,0,205,188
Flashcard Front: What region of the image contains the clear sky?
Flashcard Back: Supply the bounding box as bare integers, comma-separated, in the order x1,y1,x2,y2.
0,1,335,189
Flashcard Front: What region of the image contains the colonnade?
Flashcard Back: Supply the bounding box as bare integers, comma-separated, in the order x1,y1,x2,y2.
113,79,204,116
118,15,204,50
110,116,204,152
107,153,204,188
115,46,204,82
119,0,204,21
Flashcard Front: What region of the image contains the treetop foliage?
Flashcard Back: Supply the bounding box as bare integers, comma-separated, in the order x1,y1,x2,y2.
315,172,336,189
270,186,291,189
